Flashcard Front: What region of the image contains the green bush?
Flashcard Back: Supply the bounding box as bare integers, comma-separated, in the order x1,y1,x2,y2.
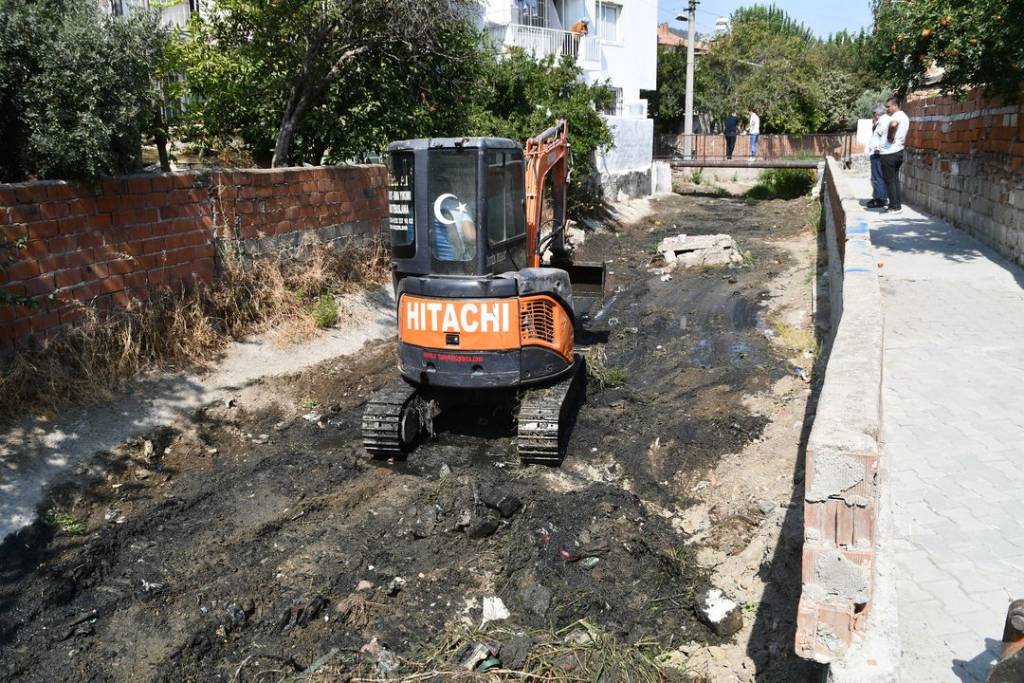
313,294,339,329
0,0,165,181
747,168,816,200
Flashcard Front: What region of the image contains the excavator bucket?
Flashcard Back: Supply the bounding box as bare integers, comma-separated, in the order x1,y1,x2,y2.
563,260,606,297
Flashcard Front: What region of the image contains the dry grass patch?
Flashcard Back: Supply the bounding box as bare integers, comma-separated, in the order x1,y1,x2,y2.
0,238,389,423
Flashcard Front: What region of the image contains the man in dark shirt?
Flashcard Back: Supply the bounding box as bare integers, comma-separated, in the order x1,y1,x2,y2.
724,111,739,160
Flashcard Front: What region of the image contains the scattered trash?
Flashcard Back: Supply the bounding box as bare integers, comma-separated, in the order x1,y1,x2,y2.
206,447,218,456
580,557,600,569
273,419,292,432
224,398,237,409
302,412,322,423
794,367,809,382
386,577,406,596
660,274,673,282
479,657,502,671
559,548,581,562
141,579,163,592
438,463,452,479
103,509,118,522
757,500,776,515
695,587,743,637
142,440,155,460
251,434,270,445
459,642,494,670
481,596,510,627
356,580,374,592
762,328,775,340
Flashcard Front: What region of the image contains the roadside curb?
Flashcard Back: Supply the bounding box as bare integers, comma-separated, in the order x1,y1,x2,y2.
795,158,898,678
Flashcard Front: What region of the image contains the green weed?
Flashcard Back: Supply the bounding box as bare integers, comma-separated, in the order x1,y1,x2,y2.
313,294,338,329
43,509,86,535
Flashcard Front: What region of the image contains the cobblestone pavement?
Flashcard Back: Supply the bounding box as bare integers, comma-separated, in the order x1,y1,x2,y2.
859,179,1024,682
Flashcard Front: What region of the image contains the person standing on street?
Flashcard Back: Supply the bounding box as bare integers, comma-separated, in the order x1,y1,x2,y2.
867,105,890,208
724,111,739,160
747,109,760,159
879,97,910,213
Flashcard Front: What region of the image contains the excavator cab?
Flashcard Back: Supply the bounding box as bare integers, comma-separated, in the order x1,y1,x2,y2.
363,123,604,464
386,138,531,280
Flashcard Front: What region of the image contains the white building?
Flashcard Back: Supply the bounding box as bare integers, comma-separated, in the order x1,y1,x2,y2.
482,0,667,198
714,17,730,35
98,0,202,29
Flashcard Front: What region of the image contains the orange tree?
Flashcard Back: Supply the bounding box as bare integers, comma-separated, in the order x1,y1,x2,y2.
872,0,1024,99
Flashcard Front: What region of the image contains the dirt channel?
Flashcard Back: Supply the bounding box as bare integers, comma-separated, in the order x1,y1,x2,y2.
0,192,826,682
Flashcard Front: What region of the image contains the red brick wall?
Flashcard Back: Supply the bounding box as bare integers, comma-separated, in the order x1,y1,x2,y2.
903,88,1024,266
905,88,1024,162
0,165,386,355
658,133,856,160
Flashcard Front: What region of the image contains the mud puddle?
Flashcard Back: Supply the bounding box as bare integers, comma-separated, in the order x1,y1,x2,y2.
0,193,820,682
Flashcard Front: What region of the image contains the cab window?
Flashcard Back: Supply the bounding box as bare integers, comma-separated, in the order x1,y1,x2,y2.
387,151,415,259
429,151,478,272
486,151,527,267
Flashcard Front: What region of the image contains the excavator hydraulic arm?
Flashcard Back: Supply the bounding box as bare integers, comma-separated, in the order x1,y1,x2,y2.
524,119,605,301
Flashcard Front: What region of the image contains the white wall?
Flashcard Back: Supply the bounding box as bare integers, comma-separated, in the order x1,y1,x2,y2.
597,115,653,173
582,0,657,101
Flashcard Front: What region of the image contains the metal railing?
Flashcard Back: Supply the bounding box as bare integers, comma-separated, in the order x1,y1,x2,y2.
489,23,600,64
657,133,856,164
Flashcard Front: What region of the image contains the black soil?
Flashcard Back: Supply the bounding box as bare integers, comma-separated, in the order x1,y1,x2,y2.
0,194,816,682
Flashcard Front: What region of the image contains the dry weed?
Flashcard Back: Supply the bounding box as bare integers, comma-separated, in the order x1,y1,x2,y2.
0,238,389,423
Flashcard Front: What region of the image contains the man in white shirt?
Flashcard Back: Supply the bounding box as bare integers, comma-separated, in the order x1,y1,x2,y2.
879,97,910,212
867,106,890,208
747,110,760,159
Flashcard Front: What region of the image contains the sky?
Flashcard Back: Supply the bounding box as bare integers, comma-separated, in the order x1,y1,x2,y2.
657,0,874,40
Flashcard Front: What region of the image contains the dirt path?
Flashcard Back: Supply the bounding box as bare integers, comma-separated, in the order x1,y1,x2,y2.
0,193,825,682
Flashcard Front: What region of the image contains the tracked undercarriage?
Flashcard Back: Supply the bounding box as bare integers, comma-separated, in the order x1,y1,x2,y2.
361,357,586,465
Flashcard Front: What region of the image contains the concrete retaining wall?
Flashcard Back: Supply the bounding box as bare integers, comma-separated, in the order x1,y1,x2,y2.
795,157,885,666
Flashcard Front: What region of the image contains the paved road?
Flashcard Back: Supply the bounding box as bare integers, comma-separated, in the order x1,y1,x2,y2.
859,183,1024,682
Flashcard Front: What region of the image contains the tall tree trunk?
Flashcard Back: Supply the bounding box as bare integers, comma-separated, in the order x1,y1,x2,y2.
154,109,171,172
270,43,366,168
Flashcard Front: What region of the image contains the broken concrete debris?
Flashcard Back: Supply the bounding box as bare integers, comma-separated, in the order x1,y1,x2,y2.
657,233,743,269
696,587,744,637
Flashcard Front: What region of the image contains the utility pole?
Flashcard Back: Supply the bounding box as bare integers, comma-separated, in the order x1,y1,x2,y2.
678,0,698,159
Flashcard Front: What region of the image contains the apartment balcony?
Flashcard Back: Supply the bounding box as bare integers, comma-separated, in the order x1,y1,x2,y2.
488,23,601,68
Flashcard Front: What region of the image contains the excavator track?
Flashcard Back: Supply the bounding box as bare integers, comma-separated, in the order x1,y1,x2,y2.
362,378,421,458
516,356,586,465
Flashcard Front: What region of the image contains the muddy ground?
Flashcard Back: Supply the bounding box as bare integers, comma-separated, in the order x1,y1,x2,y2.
0,191,827,682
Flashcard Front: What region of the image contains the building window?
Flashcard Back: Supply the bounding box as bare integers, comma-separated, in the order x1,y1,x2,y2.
596,2,620,42
516,0,547,28
605,88,623,116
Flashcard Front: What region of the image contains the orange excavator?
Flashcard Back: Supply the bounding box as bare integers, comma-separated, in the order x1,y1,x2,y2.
361,120,605,464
